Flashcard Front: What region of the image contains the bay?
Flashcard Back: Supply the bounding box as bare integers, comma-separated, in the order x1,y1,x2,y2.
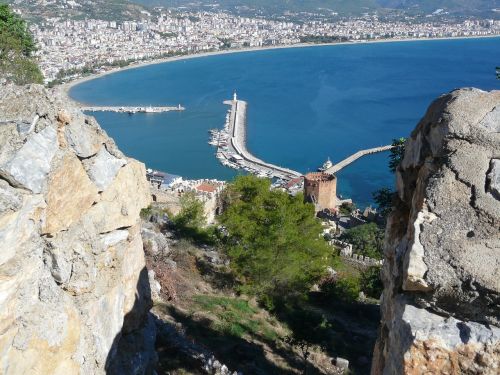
70,37,500,208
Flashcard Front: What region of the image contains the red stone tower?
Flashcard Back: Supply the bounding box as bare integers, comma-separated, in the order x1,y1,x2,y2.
304,172,337,211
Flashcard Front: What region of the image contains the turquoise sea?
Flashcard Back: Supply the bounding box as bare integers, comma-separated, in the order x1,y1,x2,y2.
70,37,500,208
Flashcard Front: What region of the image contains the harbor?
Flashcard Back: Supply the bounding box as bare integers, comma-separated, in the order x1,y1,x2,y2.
210,93,303,181
210,93,394,183
80,105,185,114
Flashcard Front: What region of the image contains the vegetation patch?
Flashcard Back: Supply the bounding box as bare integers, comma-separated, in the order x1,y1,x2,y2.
220,175,333,308
0,5,43,84
191,295,282,342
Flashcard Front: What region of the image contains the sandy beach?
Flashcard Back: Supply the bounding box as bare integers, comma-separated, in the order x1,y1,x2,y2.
61,34,500,103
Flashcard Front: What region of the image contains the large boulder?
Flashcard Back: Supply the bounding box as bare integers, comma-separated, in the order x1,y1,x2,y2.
372,88,500,374
0,85,153,375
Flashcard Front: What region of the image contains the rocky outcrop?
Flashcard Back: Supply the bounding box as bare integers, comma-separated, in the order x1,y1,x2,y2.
372,88,500,374
0,85,152,374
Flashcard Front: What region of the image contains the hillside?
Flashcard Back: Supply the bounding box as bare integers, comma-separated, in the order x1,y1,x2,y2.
137,0,378,14
135,0,500,17
377,0,500,15
4,0,149,21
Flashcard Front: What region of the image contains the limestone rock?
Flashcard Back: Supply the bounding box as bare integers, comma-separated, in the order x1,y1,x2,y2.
148,269,162,301
0,179,23,214
488,159,500,199
100,229,130,249
84,146,127,192
0,85,154,375
65,113,104,158
87,160,151,233
372,88,500,374
42,153,99,235
0,126,58,193
0,193,45,266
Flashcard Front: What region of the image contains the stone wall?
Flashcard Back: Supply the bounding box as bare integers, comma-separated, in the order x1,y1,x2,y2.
0,85,153,374
372,88,500,374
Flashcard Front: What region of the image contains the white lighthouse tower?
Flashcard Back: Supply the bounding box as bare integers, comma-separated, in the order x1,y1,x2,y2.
233,91,238,102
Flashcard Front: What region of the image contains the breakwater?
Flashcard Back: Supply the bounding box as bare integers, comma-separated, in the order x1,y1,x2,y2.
213,97,302,181
325,145,395,174
80,105,185,114
211,96,395,182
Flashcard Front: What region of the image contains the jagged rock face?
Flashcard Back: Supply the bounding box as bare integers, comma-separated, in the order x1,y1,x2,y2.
372,88,500,374
0,85,152,374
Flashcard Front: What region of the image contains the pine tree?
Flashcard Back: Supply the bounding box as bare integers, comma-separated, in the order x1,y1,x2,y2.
0,5,43,84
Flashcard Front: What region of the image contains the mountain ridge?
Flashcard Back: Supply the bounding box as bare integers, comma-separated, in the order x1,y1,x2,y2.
135,0,500,17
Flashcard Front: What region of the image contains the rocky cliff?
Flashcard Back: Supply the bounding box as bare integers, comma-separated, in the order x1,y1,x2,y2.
0,85,153,374
372,88,500,374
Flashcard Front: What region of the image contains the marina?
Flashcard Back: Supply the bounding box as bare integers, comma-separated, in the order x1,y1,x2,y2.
80,105,185,114
211,93,303,181
210,93,394,182
71,38,500,207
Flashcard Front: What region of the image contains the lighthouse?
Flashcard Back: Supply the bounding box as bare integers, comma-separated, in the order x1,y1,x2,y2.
233,91,238,102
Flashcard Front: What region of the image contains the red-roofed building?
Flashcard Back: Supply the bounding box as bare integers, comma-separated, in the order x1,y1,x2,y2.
196,183,218,194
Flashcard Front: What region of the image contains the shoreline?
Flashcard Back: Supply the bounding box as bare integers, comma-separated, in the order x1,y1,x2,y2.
61,34,500,103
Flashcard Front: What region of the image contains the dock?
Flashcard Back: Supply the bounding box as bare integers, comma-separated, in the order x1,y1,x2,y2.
210,94,395,182
324,145,394,174
80,105,185,114
213,96,302,181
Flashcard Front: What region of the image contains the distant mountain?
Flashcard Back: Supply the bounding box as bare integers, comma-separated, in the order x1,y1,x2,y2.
135,0,380,15
6,0,149,22
135,0,500,17
376,0,499,14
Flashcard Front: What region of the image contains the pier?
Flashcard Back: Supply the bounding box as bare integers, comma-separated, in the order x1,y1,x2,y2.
214,95,302,181
80,105,185,114
211,93,394,182
324,145,395,175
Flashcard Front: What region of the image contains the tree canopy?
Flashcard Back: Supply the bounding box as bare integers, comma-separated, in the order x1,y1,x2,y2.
219,175,332,308
339,223,384,259
0,5,42,84
388,137,406,173
372,187,394,219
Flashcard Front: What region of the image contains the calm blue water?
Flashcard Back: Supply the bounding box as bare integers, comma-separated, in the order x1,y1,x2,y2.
71,37,500,208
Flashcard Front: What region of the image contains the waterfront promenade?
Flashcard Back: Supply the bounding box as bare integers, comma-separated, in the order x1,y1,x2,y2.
80,105,185,114
219,98,302,181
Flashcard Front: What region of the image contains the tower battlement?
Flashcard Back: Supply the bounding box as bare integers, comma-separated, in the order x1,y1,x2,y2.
304,172,337,211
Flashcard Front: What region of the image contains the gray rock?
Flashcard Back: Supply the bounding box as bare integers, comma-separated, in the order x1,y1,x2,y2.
44,243,73,284
372,89,500,375
335,357,349,370
99,229,129,249
487,159,500,199
0,85,153,375
65,113,103,158
0,126,57,193
0,179,23,214
478,105,500,132
84,146,127,192
148,270,162,300
141,227,170,255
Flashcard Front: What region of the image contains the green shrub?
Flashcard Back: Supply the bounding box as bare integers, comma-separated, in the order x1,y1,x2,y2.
322,275,361,303
340,223,384,259
360,266,383,299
